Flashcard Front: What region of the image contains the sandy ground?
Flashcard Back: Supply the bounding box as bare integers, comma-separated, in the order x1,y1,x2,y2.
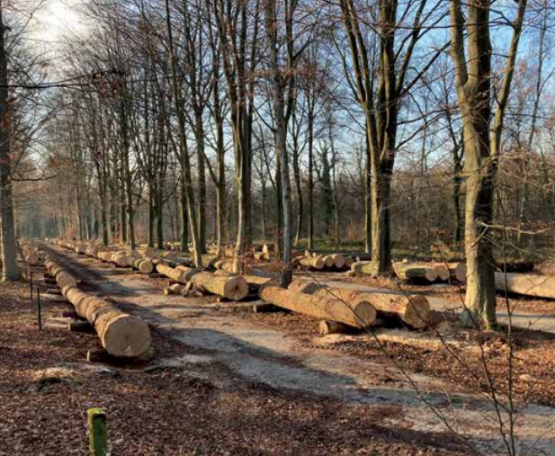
33,244,555,456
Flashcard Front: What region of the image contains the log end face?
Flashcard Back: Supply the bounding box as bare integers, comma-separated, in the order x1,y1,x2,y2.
101,314,152,358
405,296,431,329
224,277,249,301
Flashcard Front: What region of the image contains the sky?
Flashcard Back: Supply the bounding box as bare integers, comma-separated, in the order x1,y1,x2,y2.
31,0,84,52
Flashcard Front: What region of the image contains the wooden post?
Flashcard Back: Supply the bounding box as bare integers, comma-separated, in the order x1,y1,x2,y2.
36,287,42,331
87,407,108,456
29,269,33,306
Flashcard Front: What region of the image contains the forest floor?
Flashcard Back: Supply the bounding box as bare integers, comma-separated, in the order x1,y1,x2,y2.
3,246,555,456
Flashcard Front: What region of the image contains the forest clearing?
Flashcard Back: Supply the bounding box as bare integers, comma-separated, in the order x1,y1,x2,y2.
2,0,555,455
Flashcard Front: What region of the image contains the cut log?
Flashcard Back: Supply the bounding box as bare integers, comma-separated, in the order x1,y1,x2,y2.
62,285,151,358
319,320,351,336
45,259,78,289
163,284,185,296
322,255,335,268
260,286,376,328
288,280,430,329
433,264,450,282
131,258,154,274
332,254,346,269
449,263,467,282
299,256,325,270
351,261,378,277
156,263,198,284
191,272,249,301
393,262,438,283
494,272,555,300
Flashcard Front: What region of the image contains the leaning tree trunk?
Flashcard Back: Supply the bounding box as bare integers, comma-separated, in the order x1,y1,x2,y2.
0,10,19,281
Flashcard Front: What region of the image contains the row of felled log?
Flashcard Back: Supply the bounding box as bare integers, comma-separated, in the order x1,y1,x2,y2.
52,239,157,275
155,262,251,301
43,258,152,358
259,279,431,330
20,242,41,266
349,260,465,283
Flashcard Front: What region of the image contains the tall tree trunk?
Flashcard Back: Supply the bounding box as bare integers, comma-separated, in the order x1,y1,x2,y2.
265,0,293,287
194,110,207,253
0,8,19,281
449,0,527,328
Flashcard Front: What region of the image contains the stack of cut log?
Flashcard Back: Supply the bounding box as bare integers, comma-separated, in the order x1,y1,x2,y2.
155,262,250,301
258,280,431,334
349,260,466,284
43,258,152,358
295,251,353,272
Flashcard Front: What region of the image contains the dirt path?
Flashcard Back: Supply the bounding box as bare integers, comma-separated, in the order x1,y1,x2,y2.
43,245,555,456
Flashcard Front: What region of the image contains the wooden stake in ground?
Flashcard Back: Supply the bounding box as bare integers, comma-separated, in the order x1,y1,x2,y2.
88,408,108,456
288,280,430,329
260,286,376,328
191,272,249,301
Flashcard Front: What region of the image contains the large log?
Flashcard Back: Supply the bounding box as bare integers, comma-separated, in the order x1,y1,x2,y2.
260,285,376,328
288,280,430,329
494,272,555,299
191,272,249,301
62,285,151,358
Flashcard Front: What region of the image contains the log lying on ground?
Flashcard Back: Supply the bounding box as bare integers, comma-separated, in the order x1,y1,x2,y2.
260,286,377,328
299,256,325,270
163,284,186,295
213,270,278,291
494,272,555,300
331,254,346,269
156,263,199,284
350,261,378,277
131,258,154,274
433,264,450,282
447,263,466,282
319,320,351,336
288,280,430,329
45,259,77,289
62,285,151,358
393,262,438,283
191,272,249,301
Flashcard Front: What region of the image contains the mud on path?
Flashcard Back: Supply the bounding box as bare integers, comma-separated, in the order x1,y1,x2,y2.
41,244,555,456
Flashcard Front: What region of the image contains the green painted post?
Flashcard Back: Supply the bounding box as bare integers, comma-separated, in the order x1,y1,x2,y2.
87,408,108,456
